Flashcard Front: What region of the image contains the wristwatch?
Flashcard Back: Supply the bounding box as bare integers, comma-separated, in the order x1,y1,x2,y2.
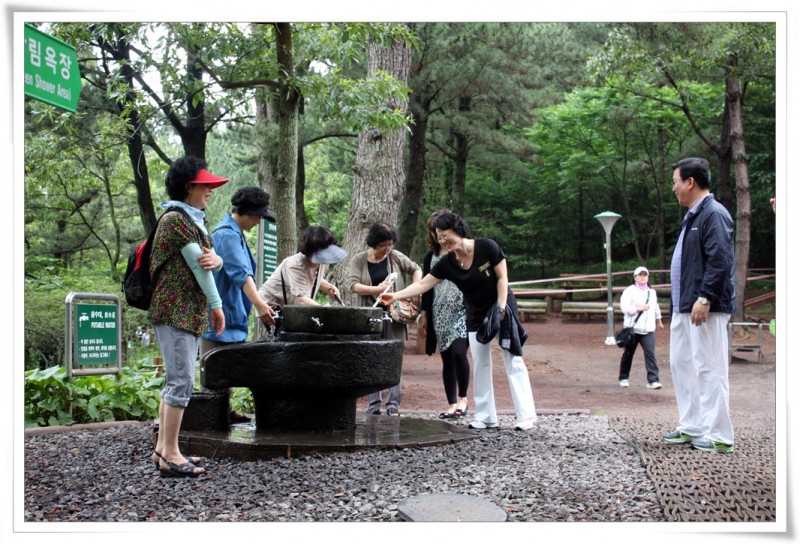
697,296,709,306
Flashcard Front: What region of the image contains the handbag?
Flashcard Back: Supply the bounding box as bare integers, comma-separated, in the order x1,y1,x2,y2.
382,252,420,324
614,327,637,349
388,299,420,324
614,290,649,349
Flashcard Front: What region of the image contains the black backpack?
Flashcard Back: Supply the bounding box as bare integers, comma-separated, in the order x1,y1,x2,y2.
122,207,195,310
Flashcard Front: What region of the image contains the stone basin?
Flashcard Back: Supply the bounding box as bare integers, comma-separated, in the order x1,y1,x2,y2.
279,304,385,335
200,305,403,433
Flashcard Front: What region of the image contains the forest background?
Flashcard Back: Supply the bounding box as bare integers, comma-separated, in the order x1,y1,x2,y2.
20,18,778,379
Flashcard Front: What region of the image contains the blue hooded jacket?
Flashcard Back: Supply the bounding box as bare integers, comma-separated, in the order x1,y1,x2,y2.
203,214,257,343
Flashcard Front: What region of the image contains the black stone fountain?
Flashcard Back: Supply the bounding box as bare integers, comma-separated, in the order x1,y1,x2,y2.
170,305,478,460
202,305,400,432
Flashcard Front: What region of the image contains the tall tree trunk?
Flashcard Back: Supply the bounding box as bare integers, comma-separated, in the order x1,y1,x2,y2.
182,37,207,160
338,35,412,300
100,169,123,283
451,95,471,215
726,59,750,321
296,96,309,234
254,89,277,192
715,104,734,213
656,122,668,274
296,143,309,234
101,31,156,234
576,188,585,265
396,90,431,256
125,107,156,234
272,22,300,260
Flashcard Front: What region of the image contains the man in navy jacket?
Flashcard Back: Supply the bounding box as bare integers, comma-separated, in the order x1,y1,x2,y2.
663,157,736,454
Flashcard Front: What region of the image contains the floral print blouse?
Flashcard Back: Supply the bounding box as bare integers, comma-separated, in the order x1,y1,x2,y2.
148,210,213,336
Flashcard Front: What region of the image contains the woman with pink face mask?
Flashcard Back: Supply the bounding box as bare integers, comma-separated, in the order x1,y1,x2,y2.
617,266,664,389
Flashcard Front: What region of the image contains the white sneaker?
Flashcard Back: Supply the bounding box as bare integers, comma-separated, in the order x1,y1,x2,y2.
468,420,499,429
514,418,536,431
647,382,662,389
619,379,629,387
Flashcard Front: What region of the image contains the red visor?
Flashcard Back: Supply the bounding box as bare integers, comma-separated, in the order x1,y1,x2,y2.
189,168,229,189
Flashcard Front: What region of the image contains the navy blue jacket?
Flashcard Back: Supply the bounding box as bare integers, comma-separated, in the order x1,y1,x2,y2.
475,299,527,356
673,196,736,314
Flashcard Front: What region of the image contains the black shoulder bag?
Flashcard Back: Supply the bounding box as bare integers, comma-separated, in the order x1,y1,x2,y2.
614,291,650,349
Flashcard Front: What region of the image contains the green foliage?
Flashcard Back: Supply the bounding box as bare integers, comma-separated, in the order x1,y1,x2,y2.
524,84,714,266
25,366,163,427
230,387,255,415
303,140,354,235
23,21,776,315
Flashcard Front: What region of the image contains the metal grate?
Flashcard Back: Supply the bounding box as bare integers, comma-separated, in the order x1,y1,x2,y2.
610,416,776,522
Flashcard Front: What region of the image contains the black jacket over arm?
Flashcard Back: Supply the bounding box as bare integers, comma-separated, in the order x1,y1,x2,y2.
421,251,437,356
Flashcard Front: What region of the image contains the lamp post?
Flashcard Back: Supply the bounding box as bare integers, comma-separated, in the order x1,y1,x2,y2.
594,211,622,345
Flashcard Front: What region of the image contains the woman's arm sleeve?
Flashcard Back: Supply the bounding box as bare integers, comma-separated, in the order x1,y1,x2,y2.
181,242,222,309
620,287,636,315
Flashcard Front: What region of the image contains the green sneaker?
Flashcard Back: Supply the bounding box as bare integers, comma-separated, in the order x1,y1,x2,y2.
691,437,734,453
663,430,699,444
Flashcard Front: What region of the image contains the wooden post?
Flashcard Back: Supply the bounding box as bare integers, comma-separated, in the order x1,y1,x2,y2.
152,356,164,377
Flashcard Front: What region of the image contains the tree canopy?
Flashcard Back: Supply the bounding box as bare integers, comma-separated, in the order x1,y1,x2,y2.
22,20,777,368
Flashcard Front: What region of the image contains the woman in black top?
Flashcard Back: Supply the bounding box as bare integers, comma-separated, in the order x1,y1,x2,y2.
380,211,537,430
420,210,470,419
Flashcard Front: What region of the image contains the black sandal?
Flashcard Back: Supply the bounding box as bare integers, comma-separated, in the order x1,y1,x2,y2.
158,456,204,478
454,407,468,417
152,451,201,470
439,410,458,419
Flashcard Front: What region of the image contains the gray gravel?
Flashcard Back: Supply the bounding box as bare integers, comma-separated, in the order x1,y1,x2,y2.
24,414,664,522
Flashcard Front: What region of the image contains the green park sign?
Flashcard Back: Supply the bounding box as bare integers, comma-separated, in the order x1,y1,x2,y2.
73,303,119,365
65,293,121,376
24,24,81,112
259,218,279,285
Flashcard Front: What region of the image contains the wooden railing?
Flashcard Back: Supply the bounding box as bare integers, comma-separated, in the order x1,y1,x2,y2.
508,268,774,321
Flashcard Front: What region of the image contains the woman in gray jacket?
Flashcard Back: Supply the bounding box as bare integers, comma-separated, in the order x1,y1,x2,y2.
344,221,422,416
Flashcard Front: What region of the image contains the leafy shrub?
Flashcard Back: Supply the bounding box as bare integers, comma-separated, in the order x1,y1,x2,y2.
230,387,255,415
25,366,163,427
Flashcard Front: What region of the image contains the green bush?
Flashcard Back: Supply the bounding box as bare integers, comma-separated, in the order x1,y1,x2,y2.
230,387,255,415
25,365,163,427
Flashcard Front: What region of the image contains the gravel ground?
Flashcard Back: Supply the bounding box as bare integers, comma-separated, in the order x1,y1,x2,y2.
24,414,663,523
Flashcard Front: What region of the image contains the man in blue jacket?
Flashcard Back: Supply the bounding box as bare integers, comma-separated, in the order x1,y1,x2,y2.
663,157,736,453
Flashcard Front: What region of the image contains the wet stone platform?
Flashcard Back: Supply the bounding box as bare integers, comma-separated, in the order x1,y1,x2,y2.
165,414,480,461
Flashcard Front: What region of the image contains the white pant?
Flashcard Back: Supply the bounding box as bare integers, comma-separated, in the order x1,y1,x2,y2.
468,332,537,426
669,313,734,444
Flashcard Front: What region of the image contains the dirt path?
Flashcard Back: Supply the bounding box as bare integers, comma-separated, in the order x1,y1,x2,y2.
365,314,777,424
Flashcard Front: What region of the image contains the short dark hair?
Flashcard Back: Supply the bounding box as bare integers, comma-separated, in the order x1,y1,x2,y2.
672,157,711,190
425,209,451,250
299,225,338,257
432,211,470,238
231,187,271,215
165,156,207,201
365,222,397,248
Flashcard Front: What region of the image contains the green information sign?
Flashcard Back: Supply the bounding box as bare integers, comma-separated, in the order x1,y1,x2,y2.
24,24,81,112
261,218,279,284
74,303,119,365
